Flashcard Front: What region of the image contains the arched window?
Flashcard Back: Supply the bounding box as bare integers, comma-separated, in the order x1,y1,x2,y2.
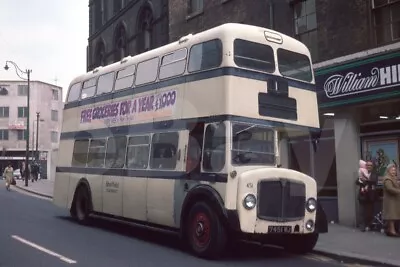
95,40,106,67
114,23,127,61
137,7,153,54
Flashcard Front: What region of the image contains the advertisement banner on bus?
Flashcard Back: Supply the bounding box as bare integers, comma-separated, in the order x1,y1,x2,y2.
79,90,177,126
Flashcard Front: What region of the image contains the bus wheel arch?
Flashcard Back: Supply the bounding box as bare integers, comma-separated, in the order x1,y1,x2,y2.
70,178,93,224
180,185,228,259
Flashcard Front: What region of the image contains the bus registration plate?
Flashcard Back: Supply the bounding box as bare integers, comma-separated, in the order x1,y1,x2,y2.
268,226,292,233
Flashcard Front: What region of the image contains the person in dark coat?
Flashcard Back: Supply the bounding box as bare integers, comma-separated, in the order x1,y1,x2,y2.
358,160,378,231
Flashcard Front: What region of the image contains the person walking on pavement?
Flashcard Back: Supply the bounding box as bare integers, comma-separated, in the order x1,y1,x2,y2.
3,162,13,191
382,163,400,237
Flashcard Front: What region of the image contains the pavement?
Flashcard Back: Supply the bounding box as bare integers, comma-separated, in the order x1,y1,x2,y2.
6,179,399,266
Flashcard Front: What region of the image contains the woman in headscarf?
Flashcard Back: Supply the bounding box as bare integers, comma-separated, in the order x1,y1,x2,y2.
3,162,13,191
382,163,400,236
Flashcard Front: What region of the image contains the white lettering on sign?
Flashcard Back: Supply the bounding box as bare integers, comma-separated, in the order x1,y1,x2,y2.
323,64,400,98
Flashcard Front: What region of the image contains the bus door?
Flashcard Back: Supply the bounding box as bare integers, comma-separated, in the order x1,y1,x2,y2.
146,130,185,227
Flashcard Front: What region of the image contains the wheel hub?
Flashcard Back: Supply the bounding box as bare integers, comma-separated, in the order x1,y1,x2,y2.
196,222,205,236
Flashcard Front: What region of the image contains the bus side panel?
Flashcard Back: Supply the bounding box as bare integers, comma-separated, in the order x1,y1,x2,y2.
102,175,123,216
53,173,70,209
53,139,74,209
123,176,147,222
147,178,175,227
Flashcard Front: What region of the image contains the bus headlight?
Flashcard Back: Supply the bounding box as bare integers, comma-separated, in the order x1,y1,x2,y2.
243,194,257,210
305,220,314,231
306,198,317,212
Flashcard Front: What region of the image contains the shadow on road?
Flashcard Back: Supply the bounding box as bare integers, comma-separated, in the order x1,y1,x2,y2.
55,215,296,261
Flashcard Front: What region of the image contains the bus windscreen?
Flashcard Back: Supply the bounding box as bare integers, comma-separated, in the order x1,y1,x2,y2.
277,48,313,82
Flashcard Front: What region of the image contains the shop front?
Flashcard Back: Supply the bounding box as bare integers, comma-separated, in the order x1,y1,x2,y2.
289,49,400,226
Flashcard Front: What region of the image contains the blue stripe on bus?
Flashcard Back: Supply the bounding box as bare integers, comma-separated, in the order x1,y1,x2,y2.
55,166,228,183
64,67,315,110
60,114,320,140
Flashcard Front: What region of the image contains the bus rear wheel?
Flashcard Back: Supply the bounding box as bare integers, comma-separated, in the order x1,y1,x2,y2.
283,233,319,254
71,185,91,224
186,202,227,259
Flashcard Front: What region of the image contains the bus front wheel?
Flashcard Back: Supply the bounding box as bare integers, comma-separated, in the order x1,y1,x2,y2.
71,185,91,224
282,233,319,254
186,201,227,259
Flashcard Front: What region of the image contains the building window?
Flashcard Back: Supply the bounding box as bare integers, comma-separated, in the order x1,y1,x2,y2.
51,131,58,143
0,107,9,118
18,85,28,96
188,0,204,14
51,110,58,121
17,130,27,141
18,107,28,118
95,40,106,67
0,130,8,140
52,89,59,100
293,0,318,61
137,7,153,54
0,87,9,95
113,0,126,14
373,0,400,45
114,23,127,61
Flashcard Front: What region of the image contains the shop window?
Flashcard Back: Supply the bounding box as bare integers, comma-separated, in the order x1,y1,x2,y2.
372,0,400,45
150,132,179,170
293,0,318,61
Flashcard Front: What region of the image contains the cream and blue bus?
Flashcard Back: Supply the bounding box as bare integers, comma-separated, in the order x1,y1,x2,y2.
54,23,328,259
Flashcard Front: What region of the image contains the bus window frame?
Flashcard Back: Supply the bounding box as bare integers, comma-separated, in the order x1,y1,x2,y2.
187,39,223,74
67,82,82,103
159,48,188,80
81,77,99,100
276,48,313,83
201,121,226,173
149,131,180,171
114,63,136,91
105,135,128,169
87,138,107,168
96,71,116,96
230,122,276,167
135,57,160,86
233,38,276,74
71,138,90,167
125,134,152,170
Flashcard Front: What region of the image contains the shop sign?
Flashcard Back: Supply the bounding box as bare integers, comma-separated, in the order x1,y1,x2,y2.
316,54,400,104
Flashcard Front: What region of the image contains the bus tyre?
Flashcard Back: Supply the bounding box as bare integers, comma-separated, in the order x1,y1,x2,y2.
186,202,227,259
72,186,91,224
283,233,319,254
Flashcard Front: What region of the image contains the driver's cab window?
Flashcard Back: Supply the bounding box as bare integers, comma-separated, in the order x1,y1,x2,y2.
232,123,275,165
202,122,226,172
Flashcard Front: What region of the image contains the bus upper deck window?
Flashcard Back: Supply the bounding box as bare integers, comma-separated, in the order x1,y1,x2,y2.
67,83,82,102
277,48,312,82
233,39,275,73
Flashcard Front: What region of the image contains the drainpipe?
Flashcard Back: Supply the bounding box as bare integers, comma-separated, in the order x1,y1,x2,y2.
269,0,275,29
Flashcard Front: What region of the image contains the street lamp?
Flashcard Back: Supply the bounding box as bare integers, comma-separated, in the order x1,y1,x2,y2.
35,112,45,161
4,60,32,187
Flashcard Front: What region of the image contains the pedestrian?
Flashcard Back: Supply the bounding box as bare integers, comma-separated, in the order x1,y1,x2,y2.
3,162,13,191
357,160,378,231
382,164,400,237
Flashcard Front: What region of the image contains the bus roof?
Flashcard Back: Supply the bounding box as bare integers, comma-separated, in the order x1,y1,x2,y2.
69,23,310,89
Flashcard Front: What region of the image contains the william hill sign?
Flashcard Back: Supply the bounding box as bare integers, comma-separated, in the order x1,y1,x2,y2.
316,53,400,106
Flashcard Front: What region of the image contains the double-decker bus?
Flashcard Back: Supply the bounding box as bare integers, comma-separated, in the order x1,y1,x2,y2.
54,23,328,259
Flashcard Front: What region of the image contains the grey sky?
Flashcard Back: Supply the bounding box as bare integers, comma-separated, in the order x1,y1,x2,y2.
0,0,88,101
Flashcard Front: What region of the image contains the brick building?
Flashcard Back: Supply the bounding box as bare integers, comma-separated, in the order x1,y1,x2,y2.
87,0,169,71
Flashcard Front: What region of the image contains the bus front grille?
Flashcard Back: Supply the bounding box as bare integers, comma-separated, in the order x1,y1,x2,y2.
257,179,305,221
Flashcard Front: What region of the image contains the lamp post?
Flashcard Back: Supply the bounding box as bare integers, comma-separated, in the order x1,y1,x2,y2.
35,112,45,161
4,61,32,187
